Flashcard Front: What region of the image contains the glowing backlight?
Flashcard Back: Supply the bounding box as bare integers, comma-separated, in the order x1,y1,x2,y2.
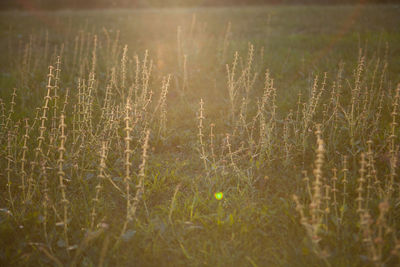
214,192,223,200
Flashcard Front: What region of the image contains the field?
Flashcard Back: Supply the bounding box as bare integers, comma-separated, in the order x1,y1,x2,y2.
1,4,400,266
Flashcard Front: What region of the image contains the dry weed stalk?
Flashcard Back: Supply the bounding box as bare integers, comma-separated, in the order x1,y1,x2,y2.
360,201,399,266
158,75,171,136
20,118,29,202
341,155,349,219
40,156,49,244
357,153,367,215
294,125,328,259
198,99,208,170
387,84,400,197
91,141,109,229
182,54,188,94
6,131,15,212
49,56,62,157
5,88,17,131
210,123,216,166
0,99,5,132
331,168,339,219
129,129,150,220
27,66,54,200
226,51,238,121
57,113,69,253
121,45,128,101
123,99,133,224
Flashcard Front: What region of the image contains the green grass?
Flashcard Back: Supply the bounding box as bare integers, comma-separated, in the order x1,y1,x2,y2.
1,4,400,266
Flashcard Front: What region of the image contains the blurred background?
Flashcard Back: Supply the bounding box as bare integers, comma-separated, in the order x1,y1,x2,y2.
1,0,400,10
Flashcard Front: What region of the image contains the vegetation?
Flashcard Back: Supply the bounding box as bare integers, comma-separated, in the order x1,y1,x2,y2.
1,5,400,266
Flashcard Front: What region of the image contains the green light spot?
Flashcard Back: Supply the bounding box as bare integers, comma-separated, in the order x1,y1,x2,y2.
214,192,223,200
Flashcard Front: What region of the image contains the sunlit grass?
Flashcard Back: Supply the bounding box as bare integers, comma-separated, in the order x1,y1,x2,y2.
1,5,400,266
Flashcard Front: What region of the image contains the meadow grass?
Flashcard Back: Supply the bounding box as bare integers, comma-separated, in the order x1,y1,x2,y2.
1,4,400,266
